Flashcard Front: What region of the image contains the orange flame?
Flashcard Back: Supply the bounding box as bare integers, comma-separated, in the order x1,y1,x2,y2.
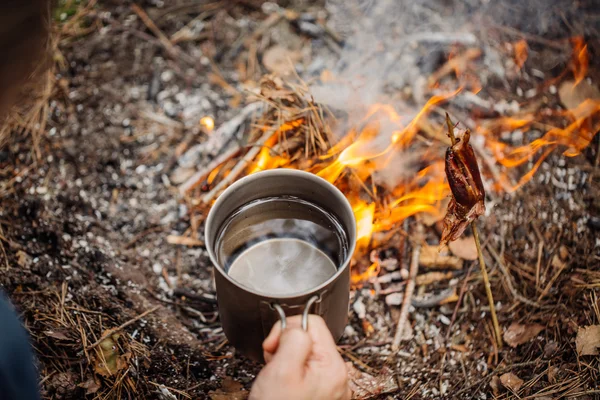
318,89,461,183
351,262,380,285
354,202,375,248
204,37,599,286
571,37,588,85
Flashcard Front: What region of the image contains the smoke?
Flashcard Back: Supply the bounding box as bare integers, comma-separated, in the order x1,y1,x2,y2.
308,0,595,190
309,0,480,189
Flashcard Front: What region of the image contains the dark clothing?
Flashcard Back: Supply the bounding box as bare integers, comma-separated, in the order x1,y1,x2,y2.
0,294,40,400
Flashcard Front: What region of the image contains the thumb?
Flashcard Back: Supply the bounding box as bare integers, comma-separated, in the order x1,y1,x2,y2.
270,328,312,377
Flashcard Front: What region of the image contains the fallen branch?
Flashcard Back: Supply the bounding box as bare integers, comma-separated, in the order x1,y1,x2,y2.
86,306,160,351
179,144,241,195
392,225,423,351
201,123,281,204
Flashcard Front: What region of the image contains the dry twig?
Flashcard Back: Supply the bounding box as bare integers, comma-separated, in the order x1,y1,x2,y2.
179,145,241,195
392,224,423,351
85,306,160,351
201,124,281,204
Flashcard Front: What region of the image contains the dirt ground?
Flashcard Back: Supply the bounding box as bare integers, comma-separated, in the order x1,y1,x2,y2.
1,0,599,399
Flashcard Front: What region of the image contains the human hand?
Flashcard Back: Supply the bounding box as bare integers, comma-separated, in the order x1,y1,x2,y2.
249,315,351,400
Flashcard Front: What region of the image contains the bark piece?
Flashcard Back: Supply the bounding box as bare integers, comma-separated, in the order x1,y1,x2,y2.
500,372,524,392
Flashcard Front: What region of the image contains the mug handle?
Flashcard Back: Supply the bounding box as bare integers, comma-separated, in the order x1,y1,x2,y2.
272,295,319,331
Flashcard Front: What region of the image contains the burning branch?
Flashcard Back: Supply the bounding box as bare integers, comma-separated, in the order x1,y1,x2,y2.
442,114,502,348
201,123,282,204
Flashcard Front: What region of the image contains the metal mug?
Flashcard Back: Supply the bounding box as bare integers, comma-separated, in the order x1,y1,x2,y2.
205,169,356,362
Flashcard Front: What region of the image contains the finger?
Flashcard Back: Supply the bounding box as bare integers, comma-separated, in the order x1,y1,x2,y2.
269,328,313,376
343,384,353,400
262,320,283,357
262,316,306,361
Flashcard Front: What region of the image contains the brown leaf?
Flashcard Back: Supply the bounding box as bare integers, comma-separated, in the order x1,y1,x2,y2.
78,378,101,395
500,372,524,392
262,45,301,76
441,116,485,245
504,323,545,348
558,80,600,110
346,362,398,399
575,325,600,356
547,365,559,384
44,330,71,341
490,375,500,396
16,250,33,268
93,335,131,377
209,378,248,400
448,236,478,261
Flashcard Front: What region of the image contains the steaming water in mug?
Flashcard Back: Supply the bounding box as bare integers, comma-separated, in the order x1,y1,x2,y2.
215,196,349,296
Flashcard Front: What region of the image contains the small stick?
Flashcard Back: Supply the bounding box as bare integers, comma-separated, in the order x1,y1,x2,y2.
179,145,241,195
472,223,502,348
201,124,281,204
85,306,160,351
447,117,503,348
392,225,423,351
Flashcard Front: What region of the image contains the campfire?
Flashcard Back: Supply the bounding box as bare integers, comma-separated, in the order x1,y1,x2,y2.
179,37,598,290
4,0,600,398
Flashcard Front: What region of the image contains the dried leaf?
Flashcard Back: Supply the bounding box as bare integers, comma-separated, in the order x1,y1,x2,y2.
209,377,248,400
16,250,33,268
419,245,463,270
558,80,600,110
500,372,524,392
547,365,559,384
262,45,301,76
441,116,486,245
78,378,101,395
346,362,398,399
448,236,478,260
93,335,130,377
259,76,296,102
490,375,500,396
575,325,600,356
504,323,545,348
44,330,71,341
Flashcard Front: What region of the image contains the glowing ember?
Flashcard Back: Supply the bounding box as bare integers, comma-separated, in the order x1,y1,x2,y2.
200,116,215,132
